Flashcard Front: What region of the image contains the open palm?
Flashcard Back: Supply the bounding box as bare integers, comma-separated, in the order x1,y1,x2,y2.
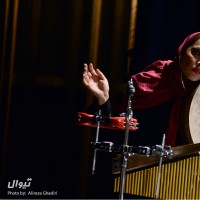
83,63,109,105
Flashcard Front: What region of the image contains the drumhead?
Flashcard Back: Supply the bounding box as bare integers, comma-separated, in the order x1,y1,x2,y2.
179,84,200,145
188,84,200,144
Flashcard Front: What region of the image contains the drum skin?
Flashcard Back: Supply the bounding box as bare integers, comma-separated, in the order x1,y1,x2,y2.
181,84,200,144
189,84,200,144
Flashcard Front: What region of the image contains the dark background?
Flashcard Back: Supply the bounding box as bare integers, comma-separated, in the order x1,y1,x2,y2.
0,0,200,199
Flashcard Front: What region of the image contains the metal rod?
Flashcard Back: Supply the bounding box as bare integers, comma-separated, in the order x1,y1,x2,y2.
91,110,101,174
119,90,133,200
155,134,166,198
119,154,128,200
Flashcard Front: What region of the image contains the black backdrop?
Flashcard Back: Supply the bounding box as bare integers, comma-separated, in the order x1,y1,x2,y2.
132,0,200,74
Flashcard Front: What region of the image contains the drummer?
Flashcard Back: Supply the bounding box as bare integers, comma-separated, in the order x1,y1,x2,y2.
82,32,200,147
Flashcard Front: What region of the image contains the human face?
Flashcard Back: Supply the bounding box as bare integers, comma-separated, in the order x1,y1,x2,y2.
179,38,200,81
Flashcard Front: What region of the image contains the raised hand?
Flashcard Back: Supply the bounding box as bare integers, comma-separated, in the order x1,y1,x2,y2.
82,63,109,105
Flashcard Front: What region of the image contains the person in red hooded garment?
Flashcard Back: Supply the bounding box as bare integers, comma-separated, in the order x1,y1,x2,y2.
82,32,200,148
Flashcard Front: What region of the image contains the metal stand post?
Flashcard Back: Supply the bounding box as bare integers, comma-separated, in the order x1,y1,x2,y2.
119,79,135,200
155,134,166,199
92,110,101,174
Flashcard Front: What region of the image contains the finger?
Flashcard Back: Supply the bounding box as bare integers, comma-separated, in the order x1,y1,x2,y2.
82,71,91,83
83,63,91,79
83,63,89,74
82,77,89,86
87,71,92,78
89,63,98,76
82,71,91,85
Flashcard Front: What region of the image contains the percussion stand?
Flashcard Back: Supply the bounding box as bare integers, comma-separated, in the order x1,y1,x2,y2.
119,79,135,200
91,110,102,174
155,133,166,199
